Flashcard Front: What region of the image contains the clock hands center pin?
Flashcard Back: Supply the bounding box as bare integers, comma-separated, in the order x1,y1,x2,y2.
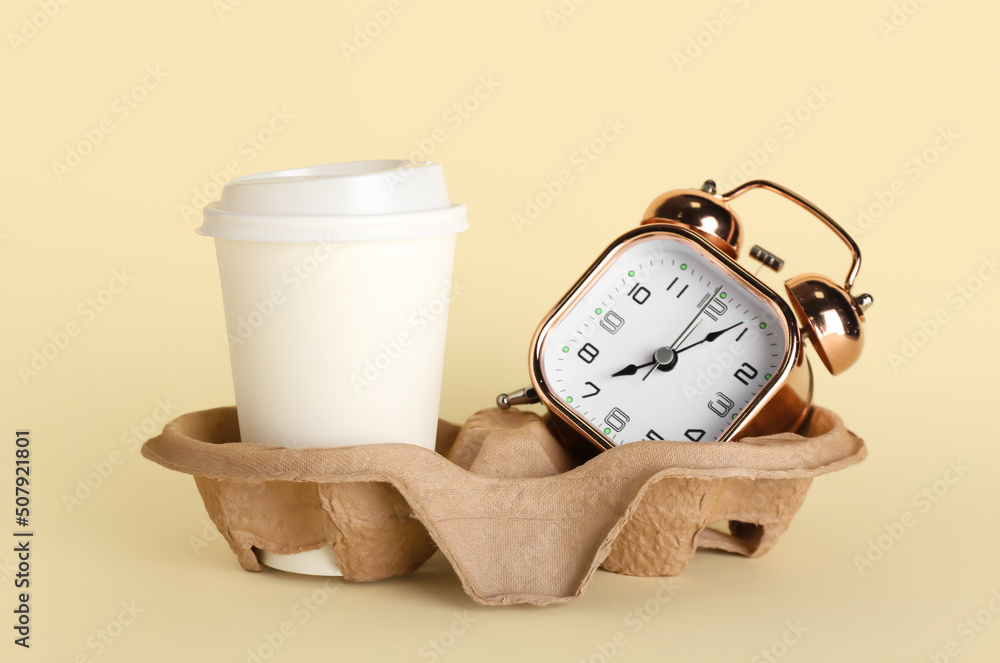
641,285,722,381
611,320,744,378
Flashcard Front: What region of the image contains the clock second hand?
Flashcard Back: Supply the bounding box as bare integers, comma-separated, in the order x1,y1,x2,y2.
641,285,722,382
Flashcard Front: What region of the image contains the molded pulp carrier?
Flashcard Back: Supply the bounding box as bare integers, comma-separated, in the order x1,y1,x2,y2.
142,405,865,606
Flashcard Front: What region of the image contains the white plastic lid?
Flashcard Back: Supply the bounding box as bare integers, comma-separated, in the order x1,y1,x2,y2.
198,160,469,242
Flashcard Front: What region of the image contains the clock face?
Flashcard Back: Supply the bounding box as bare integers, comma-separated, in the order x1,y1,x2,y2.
533,228,794,447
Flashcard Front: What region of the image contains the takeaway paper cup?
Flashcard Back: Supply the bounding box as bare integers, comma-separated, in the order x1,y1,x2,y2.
198,159,468,575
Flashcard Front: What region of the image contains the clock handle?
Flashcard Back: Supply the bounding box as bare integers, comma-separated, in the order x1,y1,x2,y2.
720,179,861,292
721,180,873,376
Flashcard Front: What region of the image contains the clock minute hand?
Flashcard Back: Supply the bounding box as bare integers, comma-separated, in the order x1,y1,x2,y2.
676,321,744,354
641,285,723,381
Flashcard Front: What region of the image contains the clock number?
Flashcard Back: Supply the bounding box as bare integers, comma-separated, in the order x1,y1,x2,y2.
708,393,734,418
577,343,599,364
684,429,706,442
734,362,759,386
604,407,630,432
628,283,651,305
600,310,625,334
705,297,728,322
645,429,664,441
582,381,601,398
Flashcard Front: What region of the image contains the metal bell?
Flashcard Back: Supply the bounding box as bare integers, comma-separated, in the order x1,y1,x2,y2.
641,180,742,258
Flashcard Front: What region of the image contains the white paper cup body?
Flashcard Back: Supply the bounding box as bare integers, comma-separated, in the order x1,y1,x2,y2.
199,160,467,576
213,232,457,449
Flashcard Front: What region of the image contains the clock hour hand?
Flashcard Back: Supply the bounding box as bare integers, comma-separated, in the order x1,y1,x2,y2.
612,350,682,378
610,360,654,377
676,321,744,354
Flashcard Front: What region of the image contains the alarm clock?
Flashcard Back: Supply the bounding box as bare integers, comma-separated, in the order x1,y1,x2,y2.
498,180,872,451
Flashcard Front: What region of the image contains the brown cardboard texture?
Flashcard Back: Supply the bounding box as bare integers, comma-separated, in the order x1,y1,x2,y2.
142,405,865,606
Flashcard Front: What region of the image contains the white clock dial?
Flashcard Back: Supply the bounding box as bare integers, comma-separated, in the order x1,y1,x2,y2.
537,233,791,446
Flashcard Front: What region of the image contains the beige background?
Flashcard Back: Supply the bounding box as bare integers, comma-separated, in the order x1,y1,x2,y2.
3,0,998,661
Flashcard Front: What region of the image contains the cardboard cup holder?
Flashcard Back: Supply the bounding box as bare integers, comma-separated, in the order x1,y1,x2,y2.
142,405,865,606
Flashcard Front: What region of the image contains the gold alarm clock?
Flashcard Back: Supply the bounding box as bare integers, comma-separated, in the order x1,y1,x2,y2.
499,180,872,451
